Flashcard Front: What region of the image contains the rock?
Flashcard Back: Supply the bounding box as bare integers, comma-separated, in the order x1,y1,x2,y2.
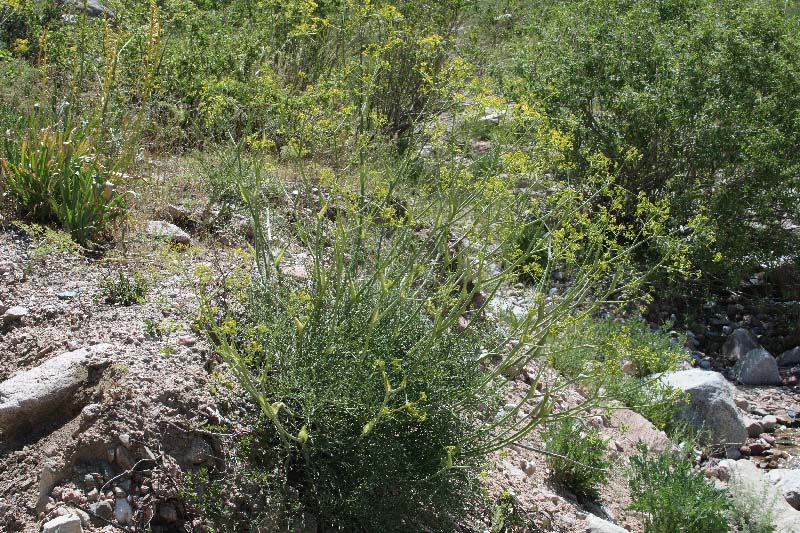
733,348,781,385
56,291,79,300
721,328,761,361
765,469,800,509
65,0,115,19
659,369,747,454
721,459,800,532
620,360,636,376
2,305,28,325
114,498,133,525
585,514,629,533
42,514,82,533
186,437,213,464
762,415,778,433
779,347,800,367
90,500,113,520
609,408,671,454
0,345,109,434
69,508,90,527
146,220,191,245
177,335,197,347
735,398,750,411
745,418,764,438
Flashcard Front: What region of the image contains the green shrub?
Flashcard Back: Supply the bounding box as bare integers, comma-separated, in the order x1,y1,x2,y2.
99,271,149,306
628,443,731,533
545,417,609,498
505,0,800,290
547,317,685,431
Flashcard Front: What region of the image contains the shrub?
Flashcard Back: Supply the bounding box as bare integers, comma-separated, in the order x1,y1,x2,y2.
99,272,149,306
506,0,800,290
193,137,663,528
545,417,609,498
628,443,731,532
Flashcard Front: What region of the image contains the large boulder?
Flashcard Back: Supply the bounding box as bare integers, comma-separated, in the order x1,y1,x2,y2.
659,369,747,454
765,469,800,509
721,460,800,532
0,345,109,435
778,347,800,367
721,328,762,361
733,348,781,385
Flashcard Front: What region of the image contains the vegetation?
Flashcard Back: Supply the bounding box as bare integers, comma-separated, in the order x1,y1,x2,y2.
545,417,610,499
628,443,731,532
1,0,798,530
99,271,149,306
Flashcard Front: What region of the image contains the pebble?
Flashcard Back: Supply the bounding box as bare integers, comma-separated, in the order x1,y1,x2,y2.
177,335,197,347
2,306,28,325
761,415,778,433
91,500,113,521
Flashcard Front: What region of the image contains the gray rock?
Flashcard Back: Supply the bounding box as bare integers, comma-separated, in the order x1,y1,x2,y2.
0,344,109,434
65,0,115,19
586,514,629,533
721,459,800,532
42,514,82,533
779,347,800,367
765,469,800,509
2,305,28,325
721,328,761,361
90,500,113,521
733,348,781,385
114,497,133,525
146,220,191,245
745,418,764,438
609,408,671,454
660,369,747,454
761,415,778,433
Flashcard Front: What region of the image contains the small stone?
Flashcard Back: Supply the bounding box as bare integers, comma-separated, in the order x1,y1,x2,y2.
114,498,133,525
113,486,126,498
745,418,764,438
42,514,82,533
621,360,636,376
2,306,28,325
86,489,99,502
776,414,792,427
735,398,750,411
90,500,113,520
146,220,191,245
119,433,131,448
177,335,197,347
57,291,79,300
748,442,768,455
83,473,96,490
760,433,776,445
762,415,778,433
739,445,751,456
66,340,80,351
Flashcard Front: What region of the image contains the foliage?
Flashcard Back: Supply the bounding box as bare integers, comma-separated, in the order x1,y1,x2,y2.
490,491,526,533
545,417,609,498
0,2,161,246
12,221,82,275
191,131,666,528
628,443,731,533
500,0,800,290
547,317,685,431
99,271,149,306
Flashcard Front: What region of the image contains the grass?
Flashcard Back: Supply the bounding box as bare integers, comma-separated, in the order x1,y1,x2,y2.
545,417,610,499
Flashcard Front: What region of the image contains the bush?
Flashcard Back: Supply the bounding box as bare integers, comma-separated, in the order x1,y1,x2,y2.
99,271,149,306
507,0,800,290
628,443,731,533
545,417,609,498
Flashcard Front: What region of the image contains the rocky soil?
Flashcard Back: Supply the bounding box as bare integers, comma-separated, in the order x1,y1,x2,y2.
1,213,800,533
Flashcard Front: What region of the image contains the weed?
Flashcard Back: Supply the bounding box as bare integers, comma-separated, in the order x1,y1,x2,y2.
545,417,610,498
98,272,148,306
491,491,525,533
628,443,731,532
143,318,164,339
